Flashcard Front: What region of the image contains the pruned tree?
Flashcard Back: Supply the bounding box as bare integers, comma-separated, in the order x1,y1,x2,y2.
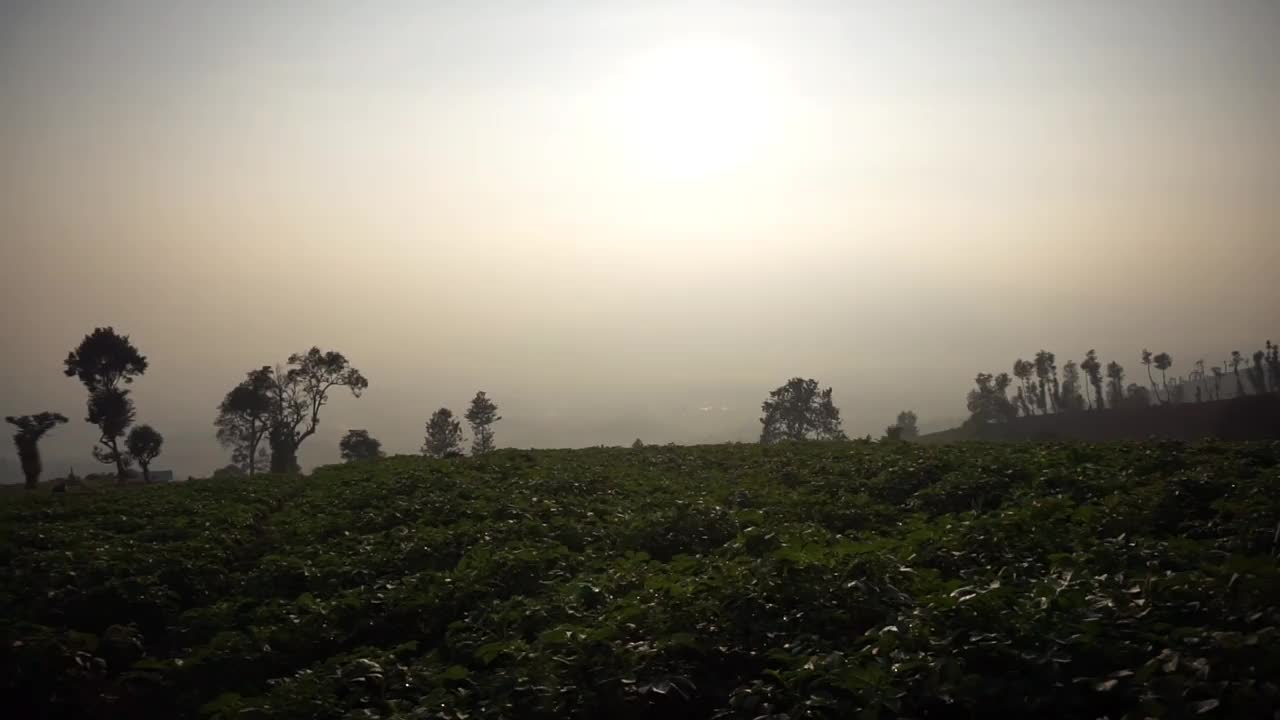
339,429,384,462
265,348,369,473
5,412,69,490
1081,350,1104,411
214,367,274,477
64,327,147,482
125,425,164,483
1105,361,1126,408
758,377,846,443
965,372,1016,426
1153,352,1173,403
423,408,464,458
464,391,501,455
895,410,919,440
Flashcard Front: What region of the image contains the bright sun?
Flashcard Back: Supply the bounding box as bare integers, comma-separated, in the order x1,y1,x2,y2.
607,38,781,181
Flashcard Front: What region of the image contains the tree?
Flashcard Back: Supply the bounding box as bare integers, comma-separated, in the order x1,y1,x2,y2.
1267,341,1280,394
64,327,148,482
1105,361,1126,408
5,412,68,490
1153,352,1173,403
212,464,245,479
758,378,846,443
464,391,502,455
214,367,274,477
125,425,164,483
1230,351,1245,396
1012,359,1036,416
1211,365,1224,400
895,410,919,440
1081,350,1104,411
631,438,645,449
1191,359,1207,402
965,372,1016,426
265,348,369,473
1250,349,1268,394
1033,350,1058,414
339,429,384,462
1140,349,1161,404
1124,383,1153,409
1059,360,1085,412
882,425,904,442
423,408,464,458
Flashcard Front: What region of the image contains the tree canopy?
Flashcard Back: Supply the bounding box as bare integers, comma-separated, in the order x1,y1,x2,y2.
759,378,846,443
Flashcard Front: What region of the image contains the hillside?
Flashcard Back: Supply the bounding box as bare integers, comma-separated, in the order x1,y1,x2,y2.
3,442,1280,718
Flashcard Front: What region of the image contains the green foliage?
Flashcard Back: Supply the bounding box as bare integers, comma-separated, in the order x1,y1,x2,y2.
339,430,384,463
2,442,1279,719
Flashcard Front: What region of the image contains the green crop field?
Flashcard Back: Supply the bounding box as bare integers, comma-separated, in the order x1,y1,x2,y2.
3,441,1279,719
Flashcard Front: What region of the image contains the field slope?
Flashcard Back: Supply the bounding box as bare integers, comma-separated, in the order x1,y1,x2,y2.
3,442,1279,719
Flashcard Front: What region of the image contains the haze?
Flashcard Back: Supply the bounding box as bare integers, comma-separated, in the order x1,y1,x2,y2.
3,1,1279,479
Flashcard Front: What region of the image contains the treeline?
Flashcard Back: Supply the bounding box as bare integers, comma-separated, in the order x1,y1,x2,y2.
966,342,1280,427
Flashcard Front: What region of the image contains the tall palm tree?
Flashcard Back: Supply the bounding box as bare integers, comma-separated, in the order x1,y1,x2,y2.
1153,353,1173,403
1013,359,1036,416
1081,350,1104,411
1033,351,1054,414
1141,349,1161,404
1105,361,1125,408
1230,351,1245,396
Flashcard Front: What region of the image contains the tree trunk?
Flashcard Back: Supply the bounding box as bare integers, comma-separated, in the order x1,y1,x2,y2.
140,463,151,483
270,443,298,474
111,439,127,484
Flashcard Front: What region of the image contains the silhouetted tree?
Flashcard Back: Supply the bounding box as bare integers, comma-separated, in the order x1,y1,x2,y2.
1267,341,1280,393
265,348,369,473
125,425,164,483
1081,350,1104,411
1059,360,1085,412
1211,365,1224,400
965,372,1016,426
1190,359,1207,403
1141,350,1161,404
215,367,274,477
1012,359,1036,416
882,425,904,442
1105,361,1125,408
758,378,846,443
1034,351,1058,413
339,429,384,462
1250,349,1267,394
631,438,644,449
1230,351,1245,396
1153,352,1173,403
5,412,68,490
464,391,501,455
423,408,464,458
212,464,245,479
1124,383,1153,409
64,327,148,482
895,410,919,440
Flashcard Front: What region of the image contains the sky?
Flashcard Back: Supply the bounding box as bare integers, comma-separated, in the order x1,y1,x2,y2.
2,0,1278,480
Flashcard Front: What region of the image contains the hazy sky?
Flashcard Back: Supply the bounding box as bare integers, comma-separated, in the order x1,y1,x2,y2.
2,1,1278,479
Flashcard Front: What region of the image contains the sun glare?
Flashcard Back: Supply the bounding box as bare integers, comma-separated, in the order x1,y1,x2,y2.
606,37,781,182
